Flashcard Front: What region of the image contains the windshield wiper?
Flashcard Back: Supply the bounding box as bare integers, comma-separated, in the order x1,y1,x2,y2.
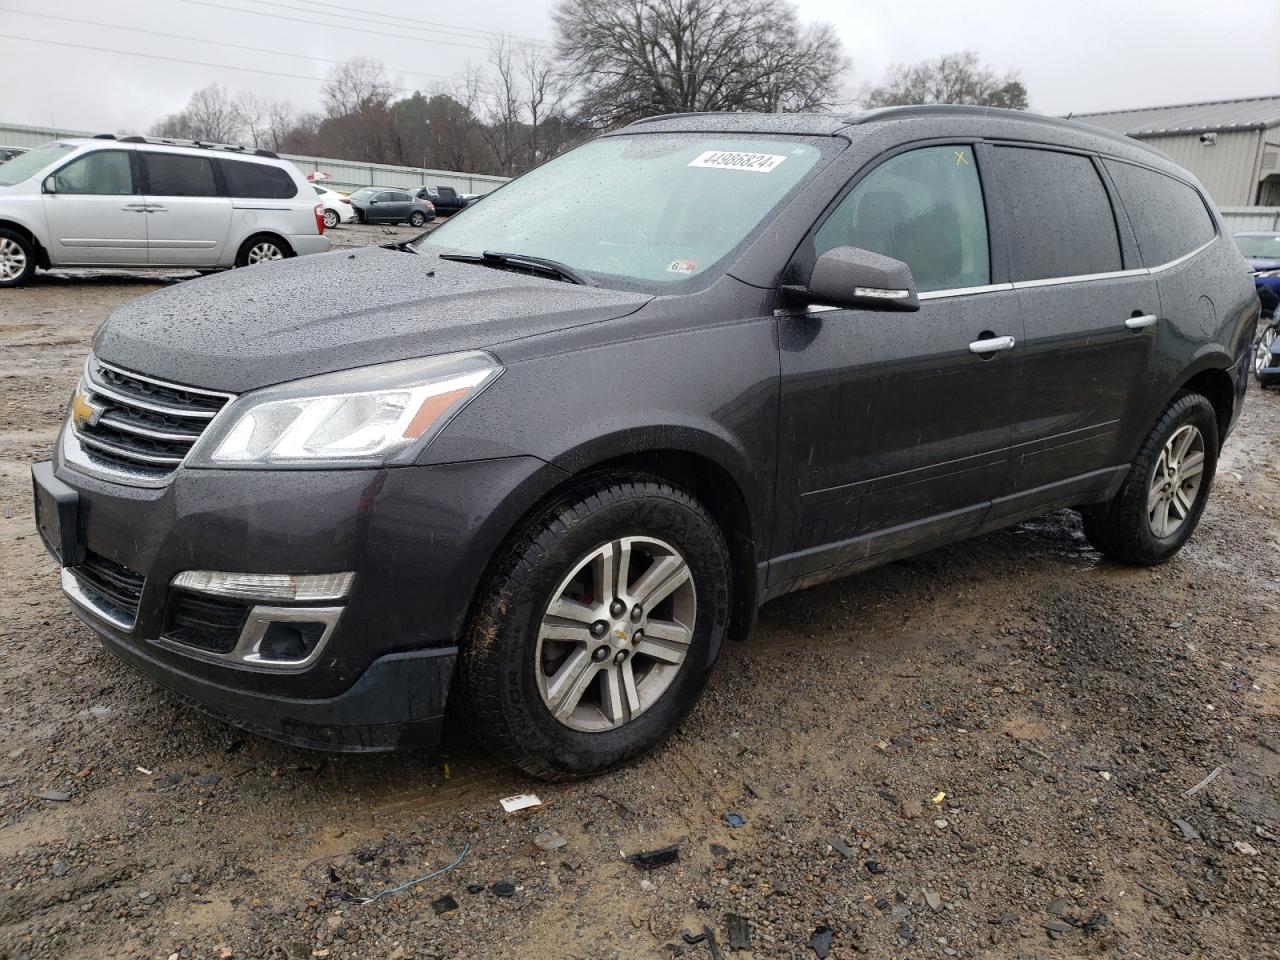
438,250,597,287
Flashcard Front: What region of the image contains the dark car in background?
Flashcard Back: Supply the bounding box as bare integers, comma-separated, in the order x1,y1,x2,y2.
1234,230,1280,317
347,186,434,226
1233,232,1280,386
408,184,469,216
32,106,1255,780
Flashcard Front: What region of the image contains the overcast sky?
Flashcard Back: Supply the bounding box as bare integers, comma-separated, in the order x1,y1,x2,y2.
2,0,1277,135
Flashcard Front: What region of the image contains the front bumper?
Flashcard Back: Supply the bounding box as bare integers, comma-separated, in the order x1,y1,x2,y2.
35,439,565,751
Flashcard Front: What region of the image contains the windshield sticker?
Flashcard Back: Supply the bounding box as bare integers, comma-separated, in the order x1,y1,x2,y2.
688,151,787,173
667,259,697,274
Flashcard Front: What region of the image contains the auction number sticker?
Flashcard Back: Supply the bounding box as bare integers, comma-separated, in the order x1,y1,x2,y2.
688,150,787,173
667,259,697,274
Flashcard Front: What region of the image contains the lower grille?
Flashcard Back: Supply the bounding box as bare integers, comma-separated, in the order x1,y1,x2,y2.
72,551,145,625
72,356,234,479
163,592,250,655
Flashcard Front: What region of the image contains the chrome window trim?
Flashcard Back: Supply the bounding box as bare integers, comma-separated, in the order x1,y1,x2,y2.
918,282,1015,300
1146,235,1217,274
1011,268,1147,290
62,567,137,631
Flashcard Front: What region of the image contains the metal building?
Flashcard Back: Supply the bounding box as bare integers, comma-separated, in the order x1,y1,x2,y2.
1071,95,1280,207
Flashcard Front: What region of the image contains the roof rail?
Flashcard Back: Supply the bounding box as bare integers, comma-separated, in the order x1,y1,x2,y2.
841,104,1161,154
628,111,742,126
91,134,279,159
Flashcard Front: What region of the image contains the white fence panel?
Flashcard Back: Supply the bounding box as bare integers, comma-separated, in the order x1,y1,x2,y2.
1221,207,1280,233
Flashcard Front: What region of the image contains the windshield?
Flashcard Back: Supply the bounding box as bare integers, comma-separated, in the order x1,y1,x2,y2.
0,142,75,187
1236,234,1280,259
415,133,834,290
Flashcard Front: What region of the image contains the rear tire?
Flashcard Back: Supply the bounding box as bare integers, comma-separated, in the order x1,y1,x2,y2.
1254,325,1277,386
323,209,339,229
0,228,36,287
409,211,427,227
234,234,291,268
1080,393,1218,565
458,473,731,780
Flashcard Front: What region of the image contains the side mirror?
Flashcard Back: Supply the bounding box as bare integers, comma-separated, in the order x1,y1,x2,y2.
783,246,920,312
42,175,56,194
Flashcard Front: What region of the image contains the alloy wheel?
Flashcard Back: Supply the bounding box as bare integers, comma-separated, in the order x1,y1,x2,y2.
535,536,696,733
1147,423,1206,538
246,241,284,265
0,237,27,282
1255,326,1276,376
324,210,339,228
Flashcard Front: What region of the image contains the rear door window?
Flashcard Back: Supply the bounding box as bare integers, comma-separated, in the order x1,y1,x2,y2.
1103,160,1216,267
986,147,1122,281
219,159,299,199
814,145,991,292
51,150,135,195
144,153,219,197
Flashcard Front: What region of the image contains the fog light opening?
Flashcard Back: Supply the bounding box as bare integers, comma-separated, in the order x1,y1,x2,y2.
257,620,326,662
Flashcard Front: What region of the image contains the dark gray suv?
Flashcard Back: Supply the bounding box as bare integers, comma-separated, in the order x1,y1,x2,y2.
31,106,1257,779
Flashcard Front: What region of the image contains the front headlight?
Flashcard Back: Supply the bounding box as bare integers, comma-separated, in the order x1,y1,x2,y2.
189,351,501,468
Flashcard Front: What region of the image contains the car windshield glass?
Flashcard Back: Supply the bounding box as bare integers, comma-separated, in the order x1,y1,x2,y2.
415,133,834,290
349,187,378,200
1236,234,1280,259
0,142,76,186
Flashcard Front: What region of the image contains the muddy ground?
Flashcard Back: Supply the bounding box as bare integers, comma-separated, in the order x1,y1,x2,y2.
0,223,1277,959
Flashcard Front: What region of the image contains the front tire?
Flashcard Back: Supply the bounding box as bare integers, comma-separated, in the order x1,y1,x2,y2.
1081,393,1218,565
459,473,731,780
1255,325,1277,386
0,228,36,287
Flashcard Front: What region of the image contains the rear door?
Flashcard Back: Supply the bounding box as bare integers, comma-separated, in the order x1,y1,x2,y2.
140,151,233,265
436,186,459,212
980,144,1159,519
41,148,148,265
771,143,1023,586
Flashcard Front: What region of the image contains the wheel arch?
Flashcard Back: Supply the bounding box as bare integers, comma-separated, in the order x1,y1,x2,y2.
0,217,50,268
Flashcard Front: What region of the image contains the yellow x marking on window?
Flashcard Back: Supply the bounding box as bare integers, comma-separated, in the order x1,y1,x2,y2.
954,150,969,165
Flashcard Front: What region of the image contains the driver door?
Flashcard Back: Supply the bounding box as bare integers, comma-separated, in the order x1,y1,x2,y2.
41,148,148,265
770,144,1023,587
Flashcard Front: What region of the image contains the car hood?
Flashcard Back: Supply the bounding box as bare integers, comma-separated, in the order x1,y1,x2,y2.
93,246,652,393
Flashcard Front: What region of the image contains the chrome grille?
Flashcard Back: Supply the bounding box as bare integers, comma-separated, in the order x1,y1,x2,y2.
73,356,234,478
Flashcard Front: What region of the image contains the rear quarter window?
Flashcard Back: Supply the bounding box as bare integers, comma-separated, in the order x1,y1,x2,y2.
1103,160,1216,267
987,146,1122,281
219,159,299,199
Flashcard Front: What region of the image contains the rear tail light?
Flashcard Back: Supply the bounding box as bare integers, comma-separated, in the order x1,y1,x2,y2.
314,202,325,234
340,198,352,204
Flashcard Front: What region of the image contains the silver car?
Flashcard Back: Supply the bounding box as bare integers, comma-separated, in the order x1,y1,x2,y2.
0,136,329,286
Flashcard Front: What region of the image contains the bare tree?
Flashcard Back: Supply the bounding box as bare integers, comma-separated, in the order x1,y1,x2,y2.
552,0,848,128
863,51,1028,110
150,83,245,143
476,38,525,175
323,58,395,118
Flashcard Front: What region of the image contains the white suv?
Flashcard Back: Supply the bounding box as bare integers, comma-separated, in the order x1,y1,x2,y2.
0,136,329,286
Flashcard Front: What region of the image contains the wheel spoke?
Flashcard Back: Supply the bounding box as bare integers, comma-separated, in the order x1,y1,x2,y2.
546,595,597,626
601,664,627,725
629,553,691,609
545,648,599,720
1152,497,1171,537
1180,450,1205,479
1147,481,1165,512
642,617,693,645
634,636,687,664
1173,486,1193,517
1171,427,1195,465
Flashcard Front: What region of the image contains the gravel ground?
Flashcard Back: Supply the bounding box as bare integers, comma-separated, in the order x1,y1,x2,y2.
0,225,1277,959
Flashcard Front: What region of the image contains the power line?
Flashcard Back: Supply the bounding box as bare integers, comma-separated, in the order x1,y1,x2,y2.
178,0,539,53
0,33,414,89
239,0,549,47
1,8,455,83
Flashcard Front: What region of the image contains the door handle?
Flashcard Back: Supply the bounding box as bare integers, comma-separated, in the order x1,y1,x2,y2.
968,335,1016,354
122,203,148,211
1125,314,1158,330
146,204,167,212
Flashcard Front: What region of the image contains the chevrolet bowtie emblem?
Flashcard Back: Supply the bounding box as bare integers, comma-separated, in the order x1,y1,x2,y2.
71,391,104,430
614,629,628,641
